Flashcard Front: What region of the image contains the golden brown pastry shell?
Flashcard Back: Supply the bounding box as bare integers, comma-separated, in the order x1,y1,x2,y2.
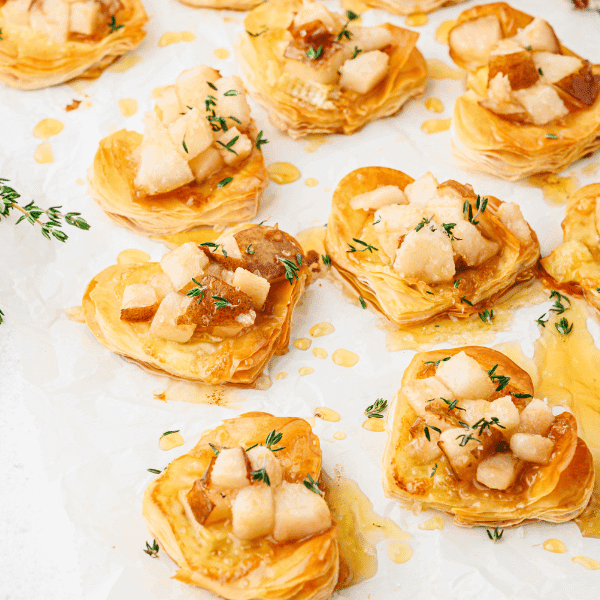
324,166,540,327
0,0,147,90
382,347,595,527
239,0,427,139
143,412,339,600
88,128,269,237
361,0,466,16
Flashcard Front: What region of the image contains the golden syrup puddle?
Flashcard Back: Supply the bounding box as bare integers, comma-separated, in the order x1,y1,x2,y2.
107,55,143,73
252,375,272,390
275,371,288,380
299,366,315,376
267,162,301,184
33,118,64,139
161,380,243,407
387,540,414,564
116,249,150,265
315,406,341,422
159,431,184,451
333,431,347,440
332,348,359,367
151,229,220,250
34,142,54,164
383,280,547,352
297,225,327,261
582,162,600,176
304,134,329,153
68,78,93,93
405,12,428,27
310,321,335,337
305,178,319,187
543,539,567,553
323,472,412,588
425,58,465,81
362,418,385,432
435,19,457,44
214,47,231,60
528,173,579,205
418,515,444,530
313,347,328,359
158,31,196,47
573,556,600,570
421,118,451,134
424,97,444,113
118,98,138,117
293,338,312,351
64,306,85,323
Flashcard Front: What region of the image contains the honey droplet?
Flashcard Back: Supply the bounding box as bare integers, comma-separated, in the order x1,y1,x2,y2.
158,31,196,47
304,134,329,153
387,540,414,564
267,162,301,184
275,371,288,380
305,177,319,187
299,366,315,376
543,539,566,553
528,173,579,205
253,375,272,390
424,97,444,113
313,347,328,359
573,556,600,570
64,306,85,323
333,431,347,440
116,249,151,265
33,118,64,139
164,380,242,407
310,321,335,337
332,348,359,367
315,406,341,422
118,98,138,117
435,19,457,44
294,338,312,351
405,12,428,27
418,515,444,530
362,418,385,432
214,47,231,60
296,226,327,266
107,55,143,73
65,99,82,112
421,118,452,134
34,142,54,164
158,431,184,451
426,58,465,80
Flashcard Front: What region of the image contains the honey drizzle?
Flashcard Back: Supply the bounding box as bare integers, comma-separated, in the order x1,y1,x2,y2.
435,19,457,44
118,98,138,117
424,97,444,113
314,407,340,422
332,348,359,367
528,173,579,205
267,162,301,184
107,55,143,73
310,321,335,337
425,58,465,80
421,118,451,134
405,12,428,27
299,366,315,376
34,142,54,164
214,47,231,60
158,31,196,47
362,418,385,432
293,338,312,351
33,118,64,139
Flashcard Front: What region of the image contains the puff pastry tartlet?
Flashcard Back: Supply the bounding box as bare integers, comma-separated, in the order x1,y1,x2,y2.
82,225,307,384
239,0,427,138
143,412,339,600
88,65,269,236
447,3,600,181
324,167,539,326
383,347,595,527
0,0,147,90
540,183,600,311
360,0,466,16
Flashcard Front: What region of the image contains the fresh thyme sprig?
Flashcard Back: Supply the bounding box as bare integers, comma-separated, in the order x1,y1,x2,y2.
430,463,438,477
1,179,90,242
108,16,124,32
487,527,504,542
246,28,267,37
460,296,473,306
365,398,387,419
424,424,441,441
208,443,221,456
277,255,301,285
265,430,284,450
463,195,488,225
246,244,255,255
212,295,232,309
346,238,378,253
251,465,271,486
306,45,323,60
0,309,4,325
549,290,570,315
454,279,461,289
303,473,324,496
186,278,205,303
424,356,450,367
415,216,433,232
256,130,268,149
456,433,481,447
216,136,239,155
359,296,367,309
487,364,510,391
337,10,358,41
441,398,465,412
161,430,179,437
144,540,159,557
510,392,533,399
147,468,162,474
536,313,548,327
472,417,505,436
555,317,573,335
322,254,332,267
441,222,461,241
478,308,494,324
217,177,233,188
351,46,362,59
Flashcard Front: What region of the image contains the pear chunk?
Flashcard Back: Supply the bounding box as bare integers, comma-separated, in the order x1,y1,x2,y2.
160,242,209,291
350,186,408,211
216,127,253,167
402,376,454,418
517,399,555,435
210,447,251,490
449,15,502,69
476,453,521,490
120,283,158,322
149,292,196,342
176,66,220,110
154,86,181,126
68,0,99,36
189,147,225,184
513,82,568,125
1,0,34,27
231,485,275,540
215,76,252,131
436,351,496,400
497,202,531,244
232,268,271,310
510,433,554,464
404,172,439,205
339,50,389,95
168,109,214,160
246,446,283,487
512,18,561,53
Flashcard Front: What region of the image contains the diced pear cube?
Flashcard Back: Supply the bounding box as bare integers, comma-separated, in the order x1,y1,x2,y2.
512,18,560,53
425,194,465,224
168,109,214,160
1,0,34,27
149,292,196,342
532,52,583,84
497,202,531,244
210,447,251,490
449,15,502,68
350,186,408,211
187,479,215,525
232,268,270,310
402,376,454,418
407,431,443,464
509,433,554,464
451,221,498,267
215,76,252,131
404,172,440,205
246,446,282,487
231,484,275,540
393,226,455,284
461,399,491,427
120,283,158,322
273,482,331,543
292,2,338,32
189,147,225,184
488,44,539,90
513,82,568,126
348,26,393,53
29,0,70,44
339,50,389,95
134,112,194,195
517,399,555,435
68,0,99,35
148,273,174,304
154,86,182,126
436,352,496,400
216,127,253,167
488,396,520,434
160,242,209,291
176,65,221,110
216,233,242,259
476,453,521,490
438,427,481,480
374,204,427,237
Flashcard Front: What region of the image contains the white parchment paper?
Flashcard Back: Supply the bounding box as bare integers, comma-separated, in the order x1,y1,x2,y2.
1,1,600,599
